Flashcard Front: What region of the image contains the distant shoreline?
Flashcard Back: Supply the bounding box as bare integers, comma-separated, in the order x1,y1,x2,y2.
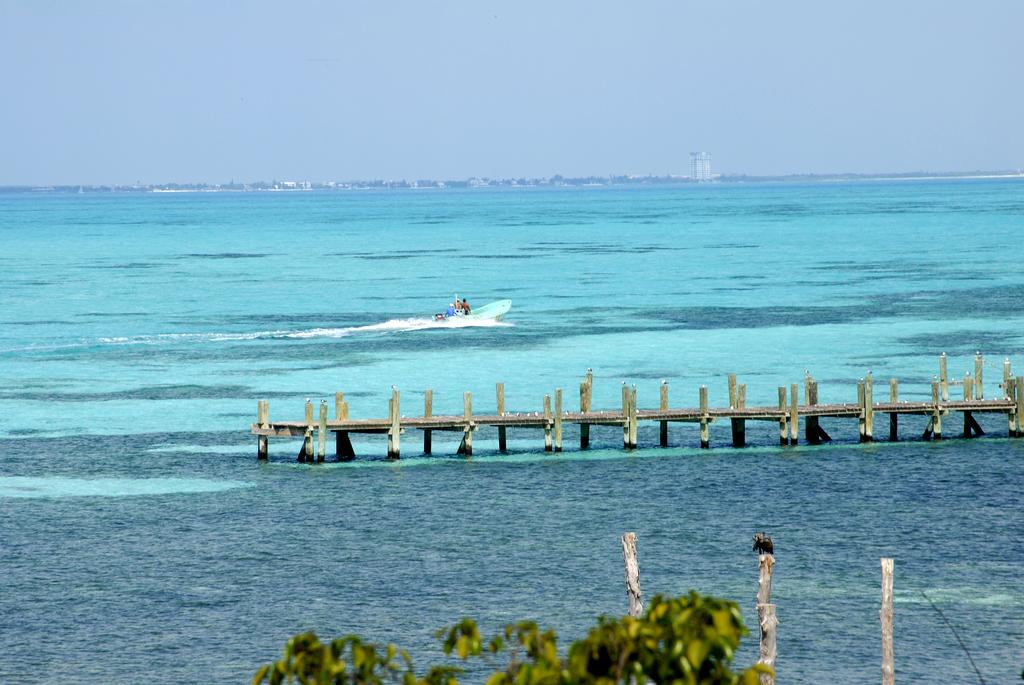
2,170,1022,194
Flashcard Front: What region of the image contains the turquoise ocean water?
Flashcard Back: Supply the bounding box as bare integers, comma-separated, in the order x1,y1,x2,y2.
1,180,1022,683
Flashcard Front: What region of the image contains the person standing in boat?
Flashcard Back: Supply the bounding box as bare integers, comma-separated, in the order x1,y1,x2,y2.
461,299,471,315
446,302,456,318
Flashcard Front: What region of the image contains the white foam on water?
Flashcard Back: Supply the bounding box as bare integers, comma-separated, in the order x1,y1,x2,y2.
0,476,253,499
96,316,512,345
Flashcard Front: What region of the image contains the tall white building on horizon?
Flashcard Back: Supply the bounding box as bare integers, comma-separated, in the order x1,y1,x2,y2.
689,152,712,181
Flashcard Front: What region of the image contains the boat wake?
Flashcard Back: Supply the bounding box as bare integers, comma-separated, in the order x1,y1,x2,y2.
96,316,512,346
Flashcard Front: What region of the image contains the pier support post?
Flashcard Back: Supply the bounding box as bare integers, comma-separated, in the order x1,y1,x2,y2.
457,391,474,456
889,379,898,442
545,394,553,452
317,401,327,463
1011,374,1019,438
621,384,629,449
424,389,433,454
621,532,643,618
659,381,669,447
700,385,710,449
939,353,949,402
1009,376,1019,437
387,388,400,459
964,373,976,438
924,380,942,440
334,392,354,461
857,381,866,442
777,386,788,446
628,385,638,449
554,388,563,452
975,352,984,399
789,383,799,445
300,399,314,462
757,553,776,685
496,383,506,452
257,400,269,461
805,376,819,444
580,369,592,450
865,372,874,442
880,558,895,685
729,374,745,448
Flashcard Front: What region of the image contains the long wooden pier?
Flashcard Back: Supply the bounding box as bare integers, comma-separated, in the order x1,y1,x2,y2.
251,353,1024,461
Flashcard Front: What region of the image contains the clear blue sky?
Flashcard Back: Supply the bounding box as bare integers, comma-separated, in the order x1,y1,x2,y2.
2,0,1022,184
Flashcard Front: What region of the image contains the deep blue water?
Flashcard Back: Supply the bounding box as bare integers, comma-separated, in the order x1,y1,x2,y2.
1,180,1022,683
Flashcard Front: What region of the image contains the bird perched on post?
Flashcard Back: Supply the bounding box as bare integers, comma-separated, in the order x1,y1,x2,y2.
752,532,774,555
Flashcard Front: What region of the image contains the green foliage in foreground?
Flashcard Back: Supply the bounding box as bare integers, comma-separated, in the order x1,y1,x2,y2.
254,592,770,685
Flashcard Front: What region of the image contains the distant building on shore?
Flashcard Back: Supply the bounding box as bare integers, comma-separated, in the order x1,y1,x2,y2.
689,152,712,182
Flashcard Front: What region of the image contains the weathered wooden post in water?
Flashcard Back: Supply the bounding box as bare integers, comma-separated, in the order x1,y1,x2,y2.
544,393,553,452
317,401,327,463
621,384,629,449
757,552,777,685
975,352,984,399
659,381,669,447
495,383,506,452
729,373,746,448
554,388,563,452
299,399,314,462
777,386,788,446
620,532,643,618
257,400,269,460
628,385,638,449
963,373,983,437
457,391,474,456
387,388,400,459
923,380,942,440
939,353,949,402
789,383,799,445
880,558,895,685
423,389,433,454
865,372,875,442
334,391,355,461
1016,376,1024,438
700,385,710,449
579,371,592,450
889,379,899,441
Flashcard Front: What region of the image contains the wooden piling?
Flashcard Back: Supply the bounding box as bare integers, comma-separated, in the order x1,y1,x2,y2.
777,386,788,446
301,399,314,462
789,383,798,445
757,553,776,685
554,388,563,452
457,391,473,456
700,385,710,449
939,353,949,402
317,401,327,463
545,394,553,452
496,383,507,452
864,373,874,442
857,381,866,442
1016,376,1024,438
621,384,629,449
736,384,747,447
628,386,638,448
758,605,777,685
580,370,592,449
257,400,269,460
387,388,400,459
880,558,895,685
963,373,975,438
424,389,433,454
1009,376,1019,437
729,373,745,448
889,379,898,442
975,352,983,399
1004,358,1012,397
621,532,643,618
805,377,820,444
334,393,354,461
659,381,669,447
925,380,942,440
